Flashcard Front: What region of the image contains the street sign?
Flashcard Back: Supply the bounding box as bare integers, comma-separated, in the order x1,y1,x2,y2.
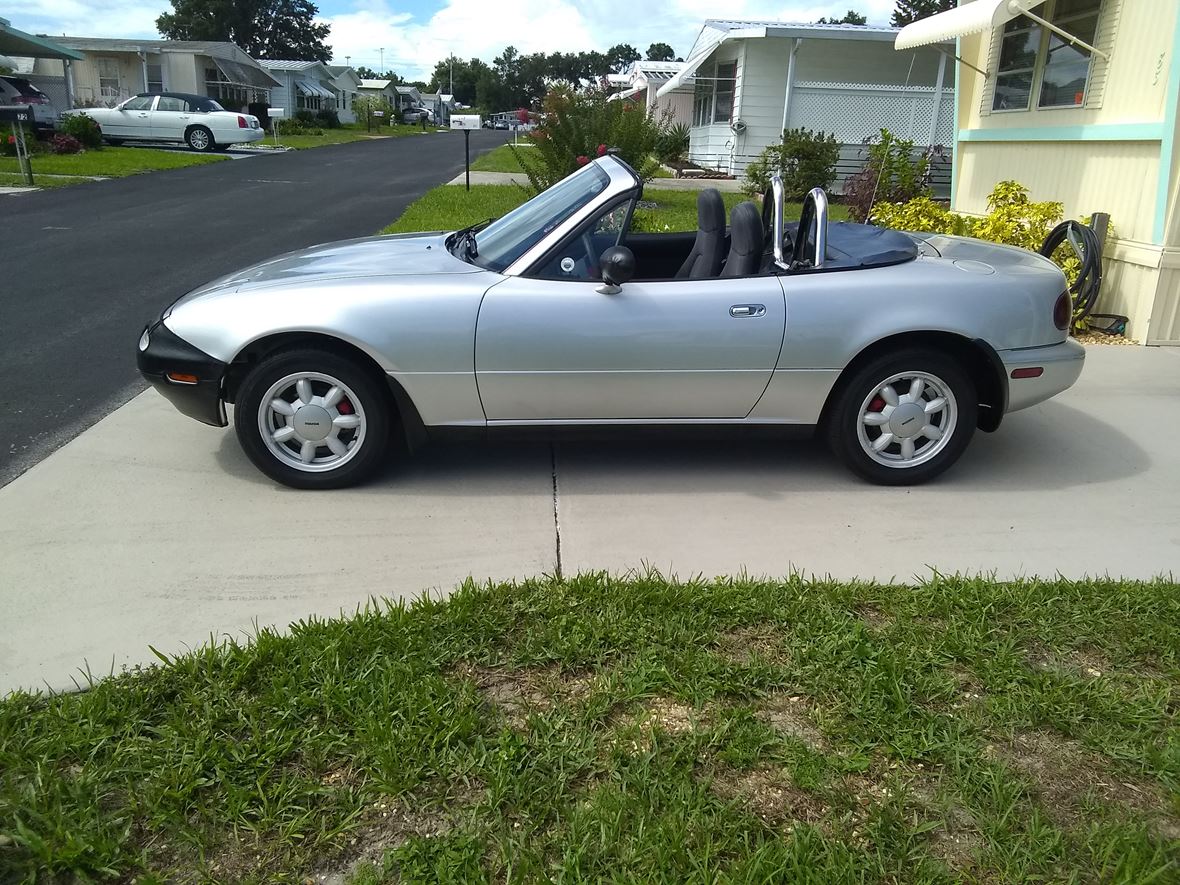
450,114,481,130
0,105,33,123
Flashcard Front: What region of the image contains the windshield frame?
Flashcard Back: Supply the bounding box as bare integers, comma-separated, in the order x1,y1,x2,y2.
449,156,640,277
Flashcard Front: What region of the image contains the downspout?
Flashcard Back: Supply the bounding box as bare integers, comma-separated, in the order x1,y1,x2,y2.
138,49,148,91
63,58,74,108
779,38,801,135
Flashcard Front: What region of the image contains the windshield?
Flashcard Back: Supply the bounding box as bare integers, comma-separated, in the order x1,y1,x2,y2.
465,163,610,272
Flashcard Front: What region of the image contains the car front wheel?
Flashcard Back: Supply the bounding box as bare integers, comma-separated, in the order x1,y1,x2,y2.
186,125,215,152
826,348,977,485
234,348,392,489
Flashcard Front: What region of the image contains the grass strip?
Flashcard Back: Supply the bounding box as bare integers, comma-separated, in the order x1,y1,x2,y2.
1,574,1176,883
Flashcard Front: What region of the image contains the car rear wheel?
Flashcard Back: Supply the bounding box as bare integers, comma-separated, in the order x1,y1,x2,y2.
186,125,215,152
826,348,977,485
234,348,392,489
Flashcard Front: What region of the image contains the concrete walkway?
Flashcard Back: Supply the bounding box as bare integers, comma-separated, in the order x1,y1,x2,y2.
447,169,745,192
2,346,1176,693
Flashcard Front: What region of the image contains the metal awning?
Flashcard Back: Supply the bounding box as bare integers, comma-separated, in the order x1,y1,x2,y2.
0,17,83,60
295,79,334,99
656,31,728,98
608,86,644,102
896,0,1106,60
212,56,280,89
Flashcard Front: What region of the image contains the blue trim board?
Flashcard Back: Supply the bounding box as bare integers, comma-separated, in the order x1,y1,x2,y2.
1153,8,1180,245
958,123,1165,142
950,33,960,209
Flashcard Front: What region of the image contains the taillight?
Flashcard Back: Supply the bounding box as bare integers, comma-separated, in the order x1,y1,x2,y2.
1053,291,1071,330
237,115,248,128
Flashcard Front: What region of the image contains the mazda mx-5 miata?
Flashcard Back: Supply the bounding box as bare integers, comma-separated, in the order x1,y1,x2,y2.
137,155,1084,488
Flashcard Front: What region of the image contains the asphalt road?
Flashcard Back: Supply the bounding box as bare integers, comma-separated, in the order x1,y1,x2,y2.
0,130,508,485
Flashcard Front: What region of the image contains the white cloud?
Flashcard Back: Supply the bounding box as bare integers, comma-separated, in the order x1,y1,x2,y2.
324,0,902,81
6,0,163,38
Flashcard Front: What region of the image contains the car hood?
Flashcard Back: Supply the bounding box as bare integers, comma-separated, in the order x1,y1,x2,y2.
912,233,1064,276
167,232,478,312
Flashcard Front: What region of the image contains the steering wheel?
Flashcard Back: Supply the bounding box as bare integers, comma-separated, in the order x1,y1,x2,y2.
581,231,601,279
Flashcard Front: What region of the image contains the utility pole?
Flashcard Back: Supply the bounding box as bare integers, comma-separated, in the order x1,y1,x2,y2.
378,48,385,72
345,55,351,66
449,55,453,95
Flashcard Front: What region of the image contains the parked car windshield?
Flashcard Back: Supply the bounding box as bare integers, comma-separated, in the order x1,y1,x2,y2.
465,163,610,273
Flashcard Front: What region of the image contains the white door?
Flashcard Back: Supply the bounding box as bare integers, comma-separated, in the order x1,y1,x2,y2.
107,94,155,137
151,94,191,141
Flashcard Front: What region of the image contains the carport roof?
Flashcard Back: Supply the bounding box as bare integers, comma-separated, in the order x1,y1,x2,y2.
0,17,84,60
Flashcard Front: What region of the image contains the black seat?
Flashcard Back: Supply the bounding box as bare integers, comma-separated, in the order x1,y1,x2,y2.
675,188,726,279
721,201,764,278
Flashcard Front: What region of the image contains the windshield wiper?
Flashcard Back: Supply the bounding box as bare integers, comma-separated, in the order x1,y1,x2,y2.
451,217,495,260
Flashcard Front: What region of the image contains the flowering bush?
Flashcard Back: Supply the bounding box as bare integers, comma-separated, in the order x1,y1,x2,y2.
844,129,943,222
742,127,840,201
60,113,103,150
48,133,83,155
514,85,668,191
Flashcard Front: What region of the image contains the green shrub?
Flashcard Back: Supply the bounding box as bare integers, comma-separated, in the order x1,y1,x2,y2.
655,122,690,165
516,86,668,191
294,109,316,126
844,129,936,222
742,127,840,200
275,118,304,135
315,108,341,129
59,113,103,150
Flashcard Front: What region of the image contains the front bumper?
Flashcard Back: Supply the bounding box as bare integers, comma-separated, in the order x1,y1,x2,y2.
1001,338,1085,413
137,320,229,427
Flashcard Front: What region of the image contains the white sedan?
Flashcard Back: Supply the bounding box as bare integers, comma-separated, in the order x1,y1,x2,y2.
75,92,264,152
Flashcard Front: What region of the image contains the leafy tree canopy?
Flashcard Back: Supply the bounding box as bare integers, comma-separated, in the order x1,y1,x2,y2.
157,0,331,63
645,42,675,62
816,9,868,25
891,0,955,27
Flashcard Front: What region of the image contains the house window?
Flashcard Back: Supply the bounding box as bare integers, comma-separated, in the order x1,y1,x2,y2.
992,0,1102,112
691,60,738,126
146,63,163,93
713,62,736,123
97,58,120,98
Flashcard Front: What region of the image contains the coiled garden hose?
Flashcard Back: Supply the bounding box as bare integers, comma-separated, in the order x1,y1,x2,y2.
1039,220,1104,330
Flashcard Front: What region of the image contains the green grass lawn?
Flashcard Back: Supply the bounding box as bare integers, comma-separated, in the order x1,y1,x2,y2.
0,146,226,179
270,124,442,150
0,171,89,189
2,574,1177,883
381,183,850,236
470,143,528,173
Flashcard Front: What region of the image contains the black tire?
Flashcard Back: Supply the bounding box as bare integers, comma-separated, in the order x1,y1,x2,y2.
234,348,393,489
104,137,125,146
825,348,977,485
186,125,215,152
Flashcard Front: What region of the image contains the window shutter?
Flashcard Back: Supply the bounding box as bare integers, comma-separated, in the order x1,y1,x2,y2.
979,27,1001,116
1085,0,1119,109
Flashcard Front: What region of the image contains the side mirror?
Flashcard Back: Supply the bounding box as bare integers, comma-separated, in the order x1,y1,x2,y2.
597,245,635,294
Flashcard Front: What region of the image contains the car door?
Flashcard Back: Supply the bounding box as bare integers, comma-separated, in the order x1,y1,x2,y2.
107,94,155,137
151,95,190,141
475,203,787,421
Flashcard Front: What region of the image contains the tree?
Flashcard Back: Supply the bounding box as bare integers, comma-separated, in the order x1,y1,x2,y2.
157,0,331,62
355,66,403,83
605,43,641,73
646,42,675,62
816,10,868,25
351,93,391,131
891,0,955,27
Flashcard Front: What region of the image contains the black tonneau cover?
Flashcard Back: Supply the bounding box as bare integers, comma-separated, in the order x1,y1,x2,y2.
784,221,918,270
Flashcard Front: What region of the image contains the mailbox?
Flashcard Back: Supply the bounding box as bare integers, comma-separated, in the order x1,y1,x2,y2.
450,115,481,131
0,105,33,124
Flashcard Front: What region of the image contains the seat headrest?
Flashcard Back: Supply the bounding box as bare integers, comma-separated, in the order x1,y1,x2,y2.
697,188,725,234
729,201,763,256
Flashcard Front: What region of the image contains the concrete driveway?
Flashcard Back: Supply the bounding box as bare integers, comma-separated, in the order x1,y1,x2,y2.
1,345,1177,693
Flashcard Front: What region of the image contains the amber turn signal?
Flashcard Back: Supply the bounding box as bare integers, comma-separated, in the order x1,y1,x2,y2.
166,372,199,384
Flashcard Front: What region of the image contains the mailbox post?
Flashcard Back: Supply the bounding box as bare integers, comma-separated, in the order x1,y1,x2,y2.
450,115,481,191
0,106,34,186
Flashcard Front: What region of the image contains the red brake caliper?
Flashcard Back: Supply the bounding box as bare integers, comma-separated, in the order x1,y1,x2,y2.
869,396,886,413
337,398,354,415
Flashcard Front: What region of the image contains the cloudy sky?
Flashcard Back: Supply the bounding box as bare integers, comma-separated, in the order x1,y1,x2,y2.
7,0,899,80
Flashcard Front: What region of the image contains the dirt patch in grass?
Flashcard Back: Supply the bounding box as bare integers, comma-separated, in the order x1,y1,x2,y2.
711,766,828,827
454,664,596,728
757,692,828,751
713,625,789,665
987,730,1180,840
1025,643,1110,679
609,696,704,753
856,604,893,631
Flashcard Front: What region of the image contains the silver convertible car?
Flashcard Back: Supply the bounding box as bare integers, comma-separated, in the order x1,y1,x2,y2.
137,155,1084,488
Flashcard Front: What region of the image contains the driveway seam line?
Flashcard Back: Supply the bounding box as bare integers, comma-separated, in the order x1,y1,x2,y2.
550,443,563,580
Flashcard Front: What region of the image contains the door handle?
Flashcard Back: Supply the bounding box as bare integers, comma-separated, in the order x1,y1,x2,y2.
730,304,765,317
